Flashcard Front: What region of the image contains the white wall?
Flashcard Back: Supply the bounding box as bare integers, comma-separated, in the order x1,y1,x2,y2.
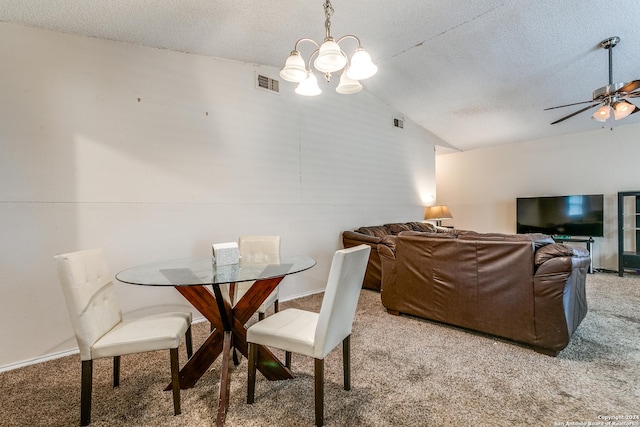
0,23,441,369
436,123,640,271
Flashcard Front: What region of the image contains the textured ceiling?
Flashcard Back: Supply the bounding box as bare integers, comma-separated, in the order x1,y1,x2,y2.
2,0,640,152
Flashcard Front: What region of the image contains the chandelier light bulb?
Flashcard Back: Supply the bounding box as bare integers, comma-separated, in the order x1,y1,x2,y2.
336,69,362,94
280,51,308,83
314,39,348,73
295,72,322,96
347,48,378,80
592,104,611,122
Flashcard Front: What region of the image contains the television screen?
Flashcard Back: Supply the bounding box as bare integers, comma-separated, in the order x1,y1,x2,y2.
516,194,604,237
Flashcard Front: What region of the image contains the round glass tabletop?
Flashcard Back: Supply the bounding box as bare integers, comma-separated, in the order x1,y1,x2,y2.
116,255,316,286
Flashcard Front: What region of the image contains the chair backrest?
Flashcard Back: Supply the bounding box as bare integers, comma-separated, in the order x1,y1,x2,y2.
54,248,122,361
313,244,371,359
238,235,281,263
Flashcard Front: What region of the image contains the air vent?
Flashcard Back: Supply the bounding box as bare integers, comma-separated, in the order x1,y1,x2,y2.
256,74,280,94
393,118,404,129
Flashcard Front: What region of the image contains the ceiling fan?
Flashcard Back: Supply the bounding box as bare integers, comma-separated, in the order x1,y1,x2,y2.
545,36,640,125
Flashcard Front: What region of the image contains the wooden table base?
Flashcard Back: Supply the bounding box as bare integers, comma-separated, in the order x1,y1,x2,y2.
170,277,294,426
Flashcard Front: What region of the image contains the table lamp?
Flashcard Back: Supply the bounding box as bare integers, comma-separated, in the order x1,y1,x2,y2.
424,205,453,227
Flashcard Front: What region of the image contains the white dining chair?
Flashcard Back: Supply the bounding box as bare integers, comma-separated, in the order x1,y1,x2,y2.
54,248,193,426
234,235,281,320
246,244,371,427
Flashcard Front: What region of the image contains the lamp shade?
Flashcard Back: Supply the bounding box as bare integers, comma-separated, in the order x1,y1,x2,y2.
592,104,611,122
424,205,453,220
280,52,308,83
613,100,635,120
336,69,362,94
314,40,347,73
295,72,322,96
347,48,378,80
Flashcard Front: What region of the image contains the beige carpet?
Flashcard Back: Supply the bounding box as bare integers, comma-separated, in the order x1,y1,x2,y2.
2,272,639,426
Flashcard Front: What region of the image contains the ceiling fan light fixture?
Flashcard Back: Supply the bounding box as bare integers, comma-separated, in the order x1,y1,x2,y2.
613,100,635,120
592,105,611,122
547,36,639,125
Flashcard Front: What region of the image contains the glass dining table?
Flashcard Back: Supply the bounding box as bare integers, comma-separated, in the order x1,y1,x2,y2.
116,255,316,426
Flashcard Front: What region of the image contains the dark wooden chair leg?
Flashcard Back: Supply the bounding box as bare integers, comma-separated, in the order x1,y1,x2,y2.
81,360,93,426
343,335,351,390
285,351,292,369
258,312,265,321
314,358,324,427
170,348,181,415
113,355,120,388
185,326,193,359
274,299,279,313
247,343,258,404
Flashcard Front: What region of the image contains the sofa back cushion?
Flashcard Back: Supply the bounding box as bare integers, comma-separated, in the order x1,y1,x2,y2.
355,225,389,237
406,222,437,233
394,231,537,343
383,223,413,235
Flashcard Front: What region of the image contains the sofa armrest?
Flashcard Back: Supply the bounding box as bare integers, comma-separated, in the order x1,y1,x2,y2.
342,230,383,246
532,243,590,353
534,243,590,275
377,243,398,312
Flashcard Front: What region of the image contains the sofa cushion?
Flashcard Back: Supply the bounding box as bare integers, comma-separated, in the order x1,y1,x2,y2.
383,223,413,235
406,222,437,233
355,225,390,238
434,225,460,234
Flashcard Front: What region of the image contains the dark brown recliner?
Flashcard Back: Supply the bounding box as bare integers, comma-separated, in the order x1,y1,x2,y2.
378,230,590,355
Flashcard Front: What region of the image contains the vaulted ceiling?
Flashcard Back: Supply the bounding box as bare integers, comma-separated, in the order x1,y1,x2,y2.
2,0,639,152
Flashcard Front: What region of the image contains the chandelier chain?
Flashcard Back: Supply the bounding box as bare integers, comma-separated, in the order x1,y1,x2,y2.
323,0,334,39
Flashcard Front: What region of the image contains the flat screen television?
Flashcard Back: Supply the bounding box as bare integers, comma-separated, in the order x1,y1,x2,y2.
516,194,604,237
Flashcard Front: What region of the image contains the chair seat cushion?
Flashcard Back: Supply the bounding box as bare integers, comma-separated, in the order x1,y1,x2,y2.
91,312,191,360
247,308,318,358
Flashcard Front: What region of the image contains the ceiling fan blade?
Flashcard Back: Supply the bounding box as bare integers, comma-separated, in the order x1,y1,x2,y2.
617,80,640,94
544,100,594,111
630,105,640,115
550,103,601,125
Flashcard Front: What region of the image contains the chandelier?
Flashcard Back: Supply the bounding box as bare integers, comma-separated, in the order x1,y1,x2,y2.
279,0,378,96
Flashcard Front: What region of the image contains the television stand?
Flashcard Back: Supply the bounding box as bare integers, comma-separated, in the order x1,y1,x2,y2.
552,236,594,274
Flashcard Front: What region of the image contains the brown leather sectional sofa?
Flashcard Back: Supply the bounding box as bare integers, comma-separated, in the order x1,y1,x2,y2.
342,222,447,291
343,223,590,355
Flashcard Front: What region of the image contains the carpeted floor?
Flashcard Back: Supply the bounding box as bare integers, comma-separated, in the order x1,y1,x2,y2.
1,272,639,426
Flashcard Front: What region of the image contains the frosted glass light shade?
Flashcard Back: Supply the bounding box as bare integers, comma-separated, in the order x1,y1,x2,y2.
347,48,378,80
336,69,362,94
613,100,635,120
314,40,347,73
280,52,308,83
592,104,611,122
295,72,321,96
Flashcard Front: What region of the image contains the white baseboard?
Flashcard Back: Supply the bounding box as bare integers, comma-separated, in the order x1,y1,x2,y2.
0,348,79,373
